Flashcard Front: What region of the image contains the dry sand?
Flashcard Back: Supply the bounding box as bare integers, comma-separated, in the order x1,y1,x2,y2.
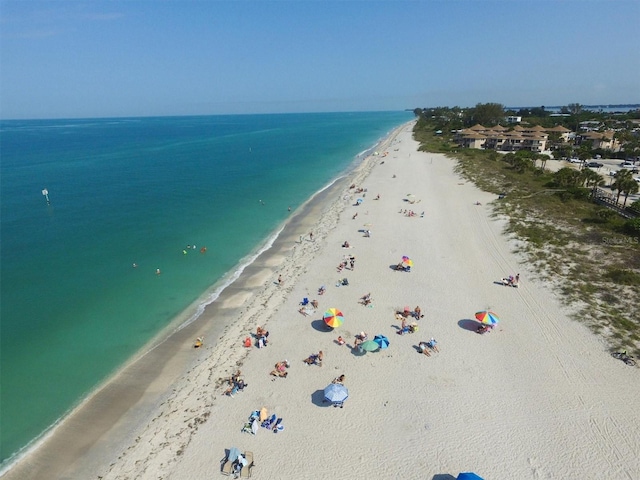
5,123,639,480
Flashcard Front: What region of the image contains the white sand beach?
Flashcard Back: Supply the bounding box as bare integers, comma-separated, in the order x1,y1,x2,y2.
5,123,639,480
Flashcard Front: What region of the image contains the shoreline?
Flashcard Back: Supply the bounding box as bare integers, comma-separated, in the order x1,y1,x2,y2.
0,122,410,480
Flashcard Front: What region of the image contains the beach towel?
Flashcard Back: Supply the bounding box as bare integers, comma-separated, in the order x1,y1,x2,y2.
259,407,268,422
261,414,276,429
272,417,284,433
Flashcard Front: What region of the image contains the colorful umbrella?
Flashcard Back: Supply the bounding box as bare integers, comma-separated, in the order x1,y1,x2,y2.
373,335,390,349
324,383,349,403
323,308,344,328
360,340,380,352
475,310,500,325
401,256,414,267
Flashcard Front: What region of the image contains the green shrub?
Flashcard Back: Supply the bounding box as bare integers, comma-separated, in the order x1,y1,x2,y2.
622,218,640,236
604,268,640,286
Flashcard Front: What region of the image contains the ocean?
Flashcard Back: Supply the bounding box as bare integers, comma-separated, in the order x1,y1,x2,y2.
0,111,412,466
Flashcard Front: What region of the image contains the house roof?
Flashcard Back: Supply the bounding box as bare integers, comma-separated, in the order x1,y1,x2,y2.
462,132,487,139
546,125,572,133
469,124,487,131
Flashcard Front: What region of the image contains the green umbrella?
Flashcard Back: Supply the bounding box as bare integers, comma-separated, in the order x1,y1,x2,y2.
360,340,379,352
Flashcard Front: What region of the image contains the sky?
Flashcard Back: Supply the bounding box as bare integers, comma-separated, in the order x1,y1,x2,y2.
1,0,638,119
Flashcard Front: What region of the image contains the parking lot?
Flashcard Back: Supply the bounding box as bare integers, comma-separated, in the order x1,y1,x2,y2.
549,157,640,204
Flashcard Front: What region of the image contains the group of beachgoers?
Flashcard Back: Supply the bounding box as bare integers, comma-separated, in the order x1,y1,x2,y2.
218,179,451,405
224,370,248,397
502,273,520,287
399,209,423,217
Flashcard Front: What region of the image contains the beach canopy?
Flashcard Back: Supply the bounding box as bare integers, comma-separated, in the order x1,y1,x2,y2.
402,256,413,267
323,308,344,328
373,335,390,349
324,383,349,403
457,473,484,480
475,310,500,325
360,340,380,352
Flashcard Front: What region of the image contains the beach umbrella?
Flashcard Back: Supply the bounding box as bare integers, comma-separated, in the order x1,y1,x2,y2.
323,308,344,328
324,383,349,403
360,340,380,352
457,473,484,480
475,310,500,325
356,198,364,204
401,256,414,267
373,335,390,349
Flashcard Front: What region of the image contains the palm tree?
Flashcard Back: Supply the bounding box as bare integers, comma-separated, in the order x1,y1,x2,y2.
581,168,603,190
620,178,639,207
612,169,634,204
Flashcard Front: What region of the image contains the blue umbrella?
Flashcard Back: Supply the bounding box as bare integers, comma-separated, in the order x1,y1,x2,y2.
324,383,349,403
457,473,484,480
373,335,390,349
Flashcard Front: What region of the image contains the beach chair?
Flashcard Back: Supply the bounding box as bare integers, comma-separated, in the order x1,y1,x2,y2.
300,297,309,306
221,447,241,475
240,451,254,478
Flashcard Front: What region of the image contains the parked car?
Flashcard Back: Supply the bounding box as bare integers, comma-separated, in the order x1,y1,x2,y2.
568,158,582,164
620,161,635,168
587,162,604,168
634,177,640,183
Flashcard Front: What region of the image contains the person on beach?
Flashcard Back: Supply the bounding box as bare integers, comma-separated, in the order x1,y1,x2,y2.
311,299,319,309
427,338,439,353
270,361,289,378
337,336,345,345
418,341,431,357
352,212,358,220
414,306,422,319
194,336,204,348
278,274,283,286
303,351,323,366
318,285,326,295
332,374,345,384
361,293,372,306
309,232,313,241
342,241,350,248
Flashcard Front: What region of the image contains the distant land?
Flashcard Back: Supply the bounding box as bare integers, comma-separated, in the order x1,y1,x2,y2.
510,104,640,112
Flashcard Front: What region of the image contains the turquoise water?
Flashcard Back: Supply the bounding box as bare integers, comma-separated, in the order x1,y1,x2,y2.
0,111,411,465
